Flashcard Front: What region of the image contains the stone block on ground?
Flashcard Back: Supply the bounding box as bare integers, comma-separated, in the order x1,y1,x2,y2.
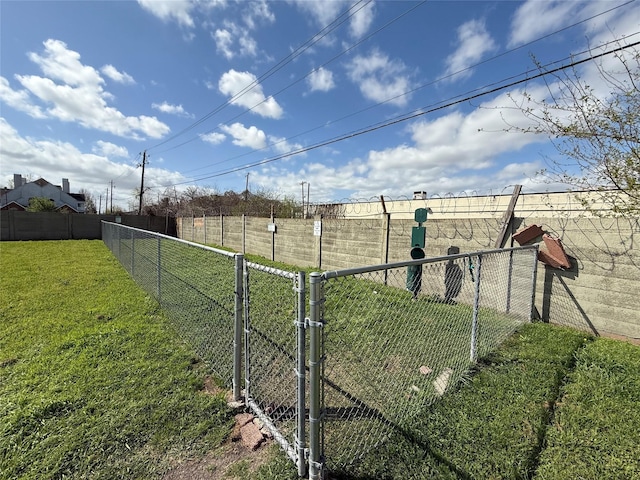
240,422,266,451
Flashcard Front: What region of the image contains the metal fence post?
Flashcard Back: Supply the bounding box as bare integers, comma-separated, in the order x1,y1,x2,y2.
243,257,251,405
296,271,307,478
116,224,121,261
470,254,482,362
529,246,539,321
506,249,514,313
157,237,162,302
233,254,244,401
131,229,135,276
309,272,324,480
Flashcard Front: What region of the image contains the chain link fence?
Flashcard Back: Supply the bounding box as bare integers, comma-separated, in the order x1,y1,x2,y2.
103,222,537,479
308,246,538,478
102,222,307,473
102,221,241,389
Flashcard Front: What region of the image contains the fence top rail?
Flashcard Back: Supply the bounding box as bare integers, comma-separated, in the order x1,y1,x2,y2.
320,245,538,280
102,220,236,258
245,260,298,280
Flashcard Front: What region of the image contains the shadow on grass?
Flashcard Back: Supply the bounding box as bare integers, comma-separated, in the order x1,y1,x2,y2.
325,322,591,480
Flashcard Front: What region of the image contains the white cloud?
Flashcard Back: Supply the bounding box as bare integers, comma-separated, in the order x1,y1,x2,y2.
8,39,170,139
152,101,193,117
345,49,412,106
509,0,577,47
0,76,46,118
137,0,195,28
289,0,347,30
101,64,135,85
350,1,375,39
308,67,335,92
201,131,226,145
444,19,497,81
243,0,275,29
220,122,267,149
238,34,258,57
92,140,129,158
268,135,304,156
218,69,283,119
214,28,234,59
250,86,555,200
0,117,186,207
28,39,103,88
212,20,260,59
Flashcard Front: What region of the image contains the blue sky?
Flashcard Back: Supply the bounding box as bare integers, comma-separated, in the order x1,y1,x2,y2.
1,0,638,209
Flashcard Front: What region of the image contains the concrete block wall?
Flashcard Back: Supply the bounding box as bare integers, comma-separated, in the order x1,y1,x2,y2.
244,216,272,260
177,213,639,340
521,216,640,339
273,218,316,267
321,217,384,270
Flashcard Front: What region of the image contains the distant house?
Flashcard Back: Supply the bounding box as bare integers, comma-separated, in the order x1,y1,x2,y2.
0,174,86,213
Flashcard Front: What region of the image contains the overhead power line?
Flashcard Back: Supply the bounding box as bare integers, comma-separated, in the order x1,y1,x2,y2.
158,39,640,188
161,0,634,174
146,0,374,153
161,0,428,158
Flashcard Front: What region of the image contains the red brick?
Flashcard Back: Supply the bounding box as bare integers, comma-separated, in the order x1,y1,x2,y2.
512,224,545,245
542,234,571,269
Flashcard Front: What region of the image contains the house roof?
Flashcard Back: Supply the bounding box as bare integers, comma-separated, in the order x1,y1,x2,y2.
69,193,86,201
34,178,50,187
0,201,26,211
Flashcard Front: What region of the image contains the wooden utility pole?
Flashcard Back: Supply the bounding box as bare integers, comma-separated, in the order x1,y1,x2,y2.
138,151,147,215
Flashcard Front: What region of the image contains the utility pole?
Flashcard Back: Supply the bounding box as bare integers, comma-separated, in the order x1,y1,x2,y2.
244,172,250,214
300,181,306,219
307,182,310,218
109,181,115,213
98,194,102,215
138,151,147,215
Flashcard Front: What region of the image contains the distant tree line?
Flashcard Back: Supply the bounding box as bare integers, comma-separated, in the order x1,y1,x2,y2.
142,186,301,219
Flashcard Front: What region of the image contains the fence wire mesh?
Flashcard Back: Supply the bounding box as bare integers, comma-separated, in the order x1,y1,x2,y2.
102,222,238,386
243,263,302,465
103,222,537,479
317,247,537,474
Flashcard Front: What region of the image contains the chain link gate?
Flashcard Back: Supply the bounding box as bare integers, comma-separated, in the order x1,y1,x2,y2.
243,262,307,475
307,246,538,478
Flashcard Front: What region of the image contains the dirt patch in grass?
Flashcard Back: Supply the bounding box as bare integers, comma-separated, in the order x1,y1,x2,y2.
162,440,273,480
164,383,275,480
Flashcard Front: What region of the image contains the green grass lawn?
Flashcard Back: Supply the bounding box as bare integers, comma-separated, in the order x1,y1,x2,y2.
2,240,638,480
0,240,233,479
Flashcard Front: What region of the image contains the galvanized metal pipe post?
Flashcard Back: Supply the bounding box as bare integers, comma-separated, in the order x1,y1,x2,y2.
131,229,135,276
296,271,307,478
157,237,162,302
529,246,539,321
308,272,323,480
506,249,514,313
233,254,244,401
243,258,251,405
470,254,482,362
